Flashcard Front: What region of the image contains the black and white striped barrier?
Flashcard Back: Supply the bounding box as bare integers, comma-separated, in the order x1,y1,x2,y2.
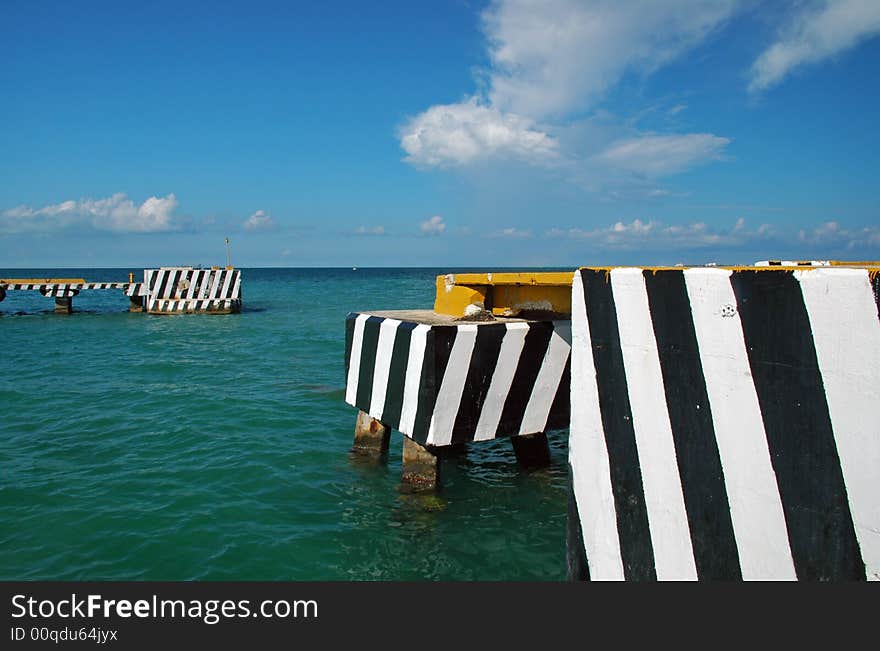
143,267,241,314
345,313,571,447
568,267,880,581
0,268,239,315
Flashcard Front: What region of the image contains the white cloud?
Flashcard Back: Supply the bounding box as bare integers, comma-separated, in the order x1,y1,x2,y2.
354,225,386,236
1,192,178,233
400,99,558,167
484,0,740,119
490,227,533,239
749,0,880,92
399,0,736,181
548,217,773,249
420,215,447,235
593,133,731,177
243,209,276,232
798,221,880,248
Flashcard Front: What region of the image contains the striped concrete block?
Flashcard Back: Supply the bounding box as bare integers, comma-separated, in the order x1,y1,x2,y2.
144,268,241,314
568,267,880,581
345,313,571,447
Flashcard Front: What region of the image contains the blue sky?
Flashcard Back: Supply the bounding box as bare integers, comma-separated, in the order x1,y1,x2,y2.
2,0,878,268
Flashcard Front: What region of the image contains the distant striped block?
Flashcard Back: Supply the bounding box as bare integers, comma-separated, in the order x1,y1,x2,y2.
144,268,241,314
568,267,880,581
345,313,571,447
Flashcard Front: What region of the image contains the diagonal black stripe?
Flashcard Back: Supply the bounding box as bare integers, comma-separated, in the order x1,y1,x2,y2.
546,349,571,432
731,270,864,581
155,269,170,298
355,316,385,410
450,323,507,444
644,270,742,580
580,269,657,581
382,321,418,431
410,326,457,445
496,323,553,437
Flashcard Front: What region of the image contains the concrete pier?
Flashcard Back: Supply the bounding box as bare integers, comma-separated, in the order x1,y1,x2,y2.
352,410,390,456
1,267,242,316
54,297,73,314
344,273,574,491
568,263,880,580
401,436,440,491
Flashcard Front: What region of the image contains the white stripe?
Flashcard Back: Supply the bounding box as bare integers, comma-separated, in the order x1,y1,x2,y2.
569,270,625,580
398,324,430,437
473,322,530,441
220,270,233,299
369,319,402,420
518,321,572,435
209,270,223,299
185,270,199,299
345,314,370,406
230,271,242,299
797,268,880,581
427,324,479,446
685,268,797,580
611,267,697,581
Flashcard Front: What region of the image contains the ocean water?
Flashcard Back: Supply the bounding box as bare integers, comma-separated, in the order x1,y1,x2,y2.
0,268,569,581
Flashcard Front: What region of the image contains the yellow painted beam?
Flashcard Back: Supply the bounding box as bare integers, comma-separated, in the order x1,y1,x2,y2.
434,272,573,318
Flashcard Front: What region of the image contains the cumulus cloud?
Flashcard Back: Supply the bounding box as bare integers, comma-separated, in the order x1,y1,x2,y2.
1,192,178,233
243,209,276,232
399,0,736,182
749,0,880,92
484,0,739,119
354,225,386,236
400,99,558,167
547,217,773,249
420,215,446,235
593,133,731,178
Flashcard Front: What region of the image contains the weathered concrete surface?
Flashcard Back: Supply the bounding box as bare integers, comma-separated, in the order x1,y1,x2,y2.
129,295,145,312
352,410,390,456
511,432,551,469
401,436,440,491
54,297,73,314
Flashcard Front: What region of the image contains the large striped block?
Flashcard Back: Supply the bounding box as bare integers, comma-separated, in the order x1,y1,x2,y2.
568,266,880,581
345,312,571,447
143,268,241,314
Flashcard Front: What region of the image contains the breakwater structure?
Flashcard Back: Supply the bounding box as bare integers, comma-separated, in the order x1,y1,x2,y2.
344,262,880,580
568,263,879,581
0,266,242,314
345,272,573,490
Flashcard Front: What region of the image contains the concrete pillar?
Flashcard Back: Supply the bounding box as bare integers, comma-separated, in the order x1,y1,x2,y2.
352,410,390,456
402,436,440,491
54,297,73,314
511,432,551,469
129,295,145,312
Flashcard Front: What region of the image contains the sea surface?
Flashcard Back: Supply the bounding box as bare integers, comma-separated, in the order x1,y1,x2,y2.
0,268,569,580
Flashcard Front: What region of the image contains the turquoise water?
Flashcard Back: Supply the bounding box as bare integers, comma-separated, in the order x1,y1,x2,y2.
0,268,568,580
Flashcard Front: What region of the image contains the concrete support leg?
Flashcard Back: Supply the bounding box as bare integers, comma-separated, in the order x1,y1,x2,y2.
401,436,440,491
352,410,390,456
511,432,551,469
54,297,73,314
129,296,144,312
